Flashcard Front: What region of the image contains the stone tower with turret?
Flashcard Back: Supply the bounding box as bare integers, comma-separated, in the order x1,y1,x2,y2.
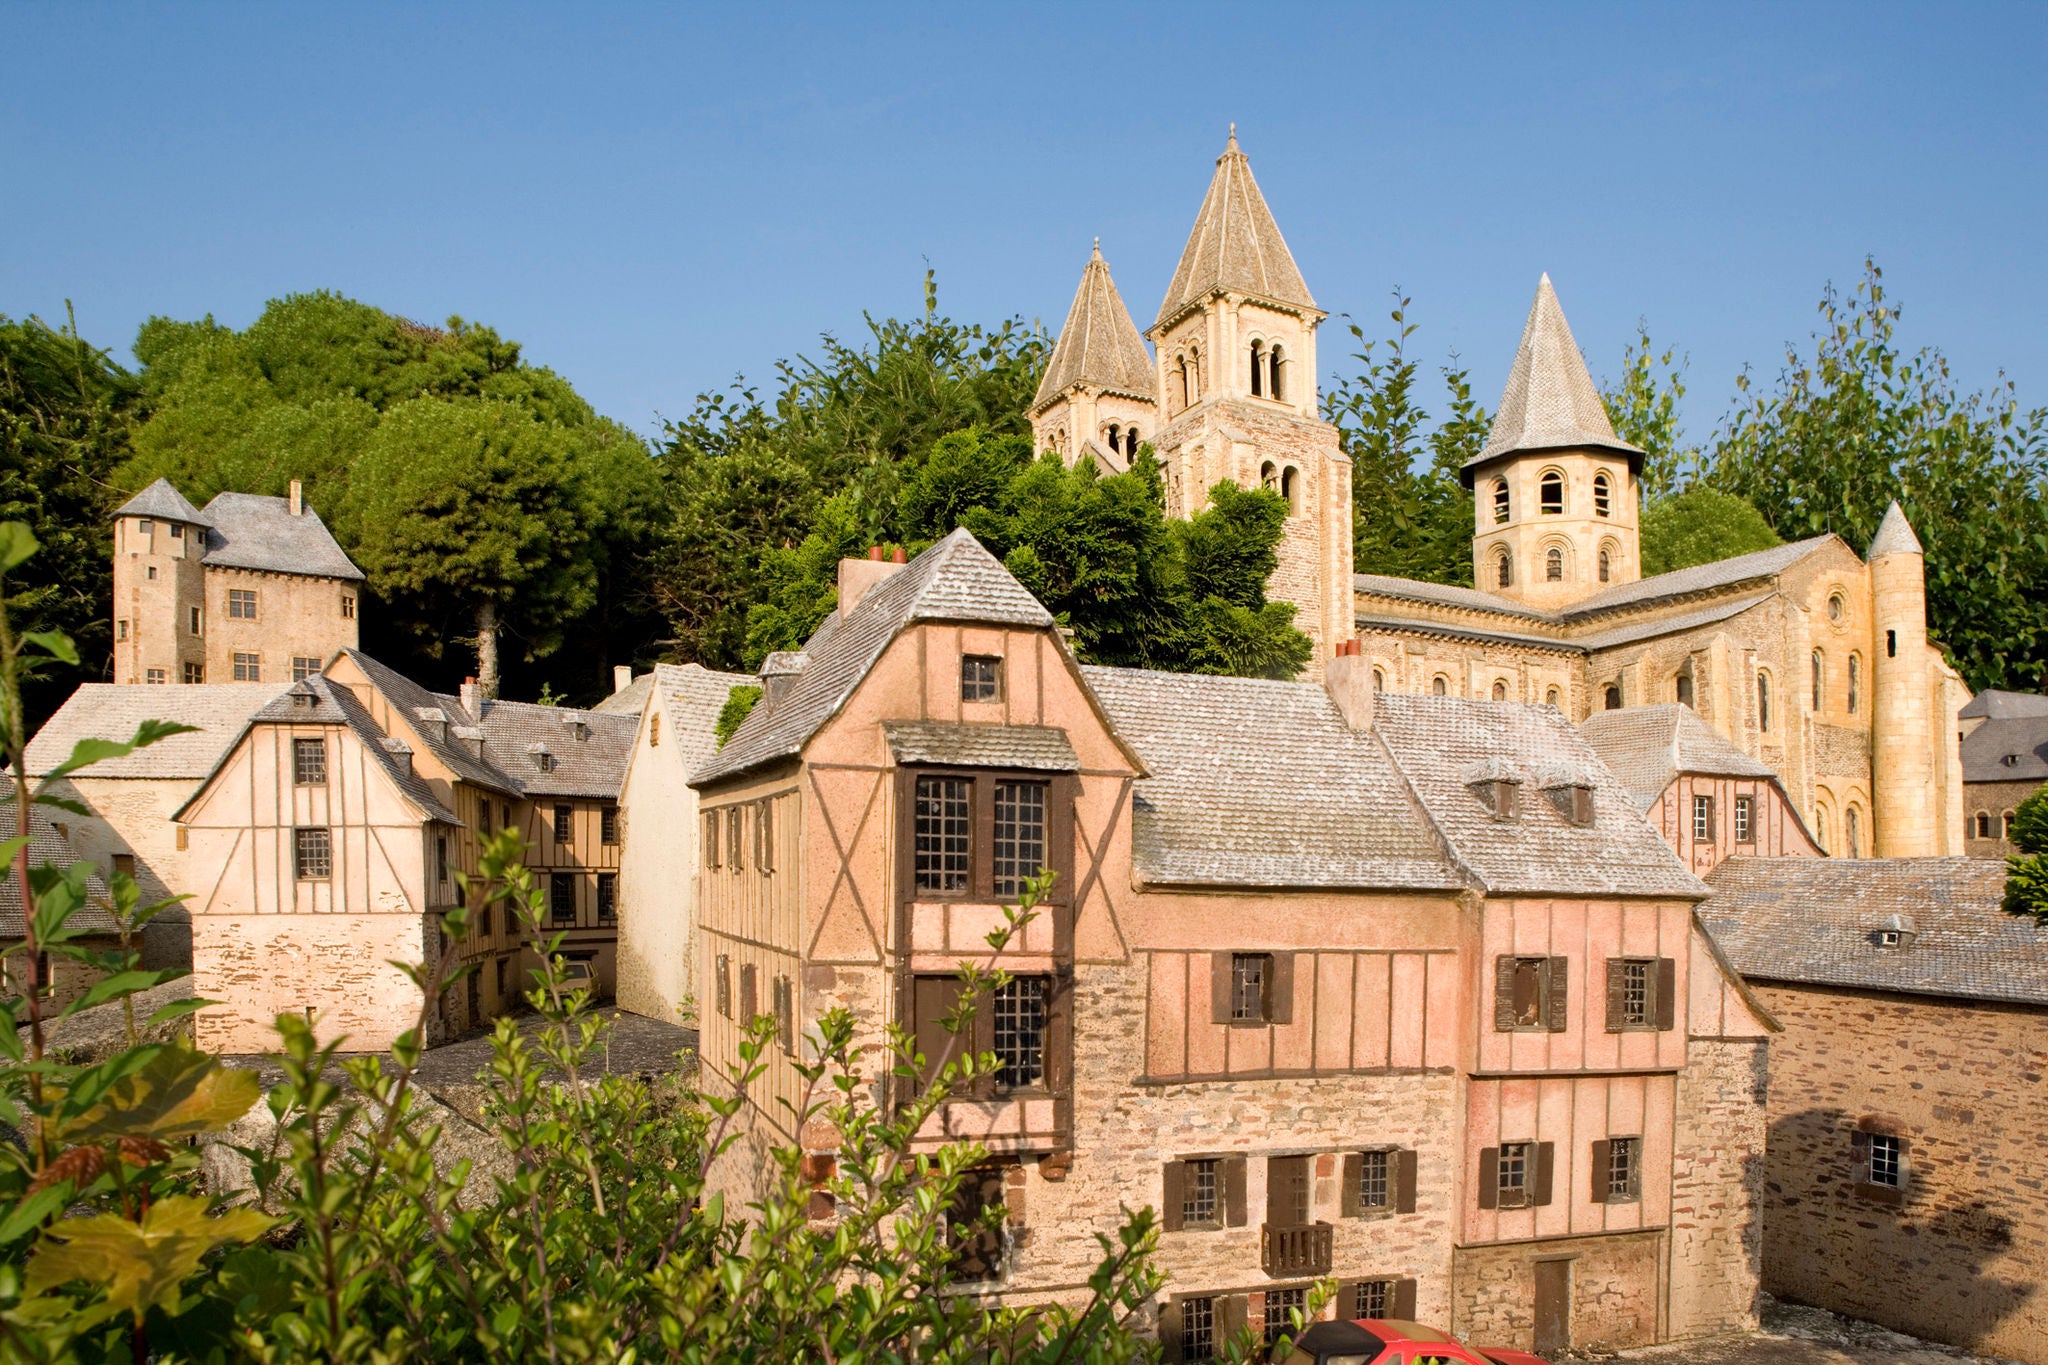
1460,275,1645,611
111,480,211,685
1867,500,1940,856
1030,242,1159,474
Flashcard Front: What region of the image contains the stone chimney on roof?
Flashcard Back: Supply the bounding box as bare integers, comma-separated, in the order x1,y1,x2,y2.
837,546,907,620
612,665,633,694
1323,639,1374,731
460,676,482,717
288,480,303,517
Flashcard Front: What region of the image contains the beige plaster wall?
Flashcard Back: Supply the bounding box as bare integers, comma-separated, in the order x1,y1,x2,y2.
46,774,195,967
202,566,358,685
617,691,706,1025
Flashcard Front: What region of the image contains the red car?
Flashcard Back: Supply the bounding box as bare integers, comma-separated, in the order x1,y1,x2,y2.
1276,1319,1553,1365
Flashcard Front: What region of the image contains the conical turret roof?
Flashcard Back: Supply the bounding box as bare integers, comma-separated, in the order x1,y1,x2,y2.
1465,275,1642,480
1032,242,1156,410
1866,500,1924,558
114,477,210,526
1154,129,1316,328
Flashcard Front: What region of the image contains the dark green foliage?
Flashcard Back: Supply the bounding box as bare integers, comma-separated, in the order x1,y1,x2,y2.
2010,786,2048,857
2006,788,2048,923
1323,294,1485,586
0,312,137,728
1639,486,1782,577
714,684,761,748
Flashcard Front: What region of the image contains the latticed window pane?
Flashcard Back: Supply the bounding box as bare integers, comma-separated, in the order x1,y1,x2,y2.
292,656,320,681
1497,1142,1529,1203
1230,953,1267,1022
1180,1296,1215,1364
292,738,327,785
293,827,331,880
992,781,1047,897
1869,1134,1903,1188
961,655,1002,702
1609,1136,1640,1200
1735,795,1754,843
914,776,971,893
1622,959,1651,1026
1693,795,1713,841
1265,1286,1306,1349
597,873,616,923
228,589,257,619
1183,1158,1219,1226
1354,1279,1392,1318
1357,1149,1390,1209
992,976,1047,1088
550,873,575,922
233,652,260,681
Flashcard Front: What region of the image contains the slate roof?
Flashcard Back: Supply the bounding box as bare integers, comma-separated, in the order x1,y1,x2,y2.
1568,594,1773,651
1353,574,1551,622
1154,130,1316,327
23,684,286,780
1467,275,1642,474
1700,857,2048,1007
1960,689,2048,721
335,650,516,796
882,721,1079,773
692,529,1055,786
198,492,364,581
1557,538,1829,619
231,677,459,823
1371,693,1708,899
654,662,756,754
0,803,116,936
114,478,210,526
1866,500,1924,558
592,673,654,716
1033,243,1155,410
1961,716,2048,784
1579,704,1778,813
472,700,637,799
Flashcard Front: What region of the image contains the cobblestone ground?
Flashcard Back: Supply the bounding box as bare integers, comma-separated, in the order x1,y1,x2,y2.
1574,1299,2022,1365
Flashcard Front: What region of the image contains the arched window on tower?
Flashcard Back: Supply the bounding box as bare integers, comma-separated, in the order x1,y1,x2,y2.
1372,668,1385,693
1188,347,1202,400
1260,461,1278,492
1249,340,1265,397
1491,680,1508,701
1280,466,1299,514
1269,345,1286,401
1495,549,1513,588
1540,471,1564,514
1847,654,1861,714
1814,808,1829,853
1676,671,1694,708
1545,686,1561,707
1811,650,1824,711
1604,684,1623,710
1176,355,1190,411
1492,478,1511,525
1757,671,1771,732
1598,547,1612,583
1845,806,1861,859
1431,675,1449,696
1105,423,1121,453
1594,471,1612,517
1546,547,1564,581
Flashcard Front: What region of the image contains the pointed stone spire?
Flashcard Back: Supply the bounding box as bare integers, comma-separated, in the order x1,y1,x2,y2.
1033,242,1155,409
113,477,211,526
1154,130,1316,328
1866,499,1924,558
1468,274,1641,472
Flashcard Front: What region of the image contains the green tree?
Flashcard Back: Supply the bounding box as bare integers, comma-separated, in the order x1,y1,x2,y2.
1601,322,1692,502
1639,485,1782,576
0,312,137,727
2005,786,2048,923
1704,260,2048,691
1323,294,1485,586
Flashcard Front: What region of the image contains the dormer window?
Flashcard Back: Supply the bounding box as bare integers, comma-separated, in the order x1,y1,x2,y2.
561,713,590,741
528,742,555,773
1470,779,1520,820
1546,784,1595,826
1871,914,1917,949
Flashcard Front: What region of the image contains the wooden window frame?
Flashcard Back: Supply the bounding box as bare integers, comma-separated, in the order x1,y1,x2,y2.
1591,1135,1643,1204
292,827,331,881
549,872,576,924
1209,951,1295,1027
1494,955,1568,1032
1160,1155,1248,1232
909,972,1067,1102
1335,1278,1416,1323
1477,1140,1554,1210
1692,794,1715,842
1604,957,1677,1032
1341,1148,1418,1216
227,588,258,621
292,737,327,786
596,872,616,924
1851,1122,1909,1207
895,768,1074,906
601,805,619,845
1734,794,1755,844
960,654,1004,703
553,803,574,846
703,809,721,869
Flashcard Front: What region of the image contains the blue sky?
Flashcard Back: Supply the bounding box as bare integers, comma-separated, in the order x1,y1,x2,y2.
6,3,2044,444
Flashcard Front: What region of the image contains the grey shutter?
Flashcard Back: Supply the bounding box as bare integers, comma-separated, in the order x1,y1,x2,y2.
1211,953,1235,1024
1341,1153,1363,1217
1267,953,1295,1024
1393,1279,1417,1320
1161,1161,1186,1232
1219,1295,1248,1343
1334,1282,1359,1321
1396,1149,1418,1213
1493,957,1519,1030
1477,1148,1499,1209
1656,957,1678,1031
1534,1142,1556,1206
1590,1140,1612,1205
913,976,955,1095
1223,1157,1248,1227
1546,957,1570,1032
739,963,757,1021
1158,1299,1184,1364
1605,958,1627,1032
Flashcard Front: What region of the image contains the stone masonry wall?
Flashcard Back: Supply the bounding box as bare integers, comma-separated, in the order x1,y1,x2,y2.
194,912,430,1054
1451,1230,1662,1351
1667,1037,1767,1339
1753,980,2048,1363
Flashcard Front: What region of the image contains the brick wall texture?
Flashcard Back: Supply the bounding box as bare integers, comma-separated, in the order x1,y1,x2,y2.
1667,1038,1767,1338
1752,980,2048,1363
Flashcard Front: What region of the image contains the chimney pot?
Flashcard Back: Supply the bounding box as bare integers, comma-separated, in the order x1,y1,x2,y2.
867,546,886,561
459,676,481,716
1324,644,1374,731
288,480,303,516
612,664,633,694
891,546,907,564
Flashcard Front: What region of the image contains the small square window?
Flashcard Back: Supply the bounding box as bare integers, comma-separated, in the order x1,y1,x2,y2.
601,806,619,845
1264,1286,1306,1351
1620,959,1651,1027
1868,1133,1903,1189
146,565,157,580
961,654,1002,703
1355,1149,1390,1210
1734,794,1755,843
292,656,321,681
137,518,153,533
227,589,257,620
1230,952,1270,1023
340,594,356,620
232,652,260,681
293,827,332,880
1182,1157,1220,1227
1606,1136,1641,1202
145,668,166,684
182,662,203,684
1352,1279,1392,1319
292,737,327,785
168,521,183,539
549,873,575,923
1496,1142,1531,1208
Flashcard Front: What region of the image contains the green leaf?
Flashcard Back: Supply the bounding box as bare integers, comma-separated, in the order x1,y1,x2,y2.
30,794,91,817
0,1185,70,1248
22,631,78,666
55,1047,263,1143
57,969,177,1018
0,523,38,575
144,996,214,1028
25,1195,274,1324
40,720,202,782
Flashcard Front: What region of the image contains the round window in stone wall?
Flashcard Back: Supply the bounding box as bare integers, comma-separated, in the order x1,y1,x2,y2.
1828,592,1845,623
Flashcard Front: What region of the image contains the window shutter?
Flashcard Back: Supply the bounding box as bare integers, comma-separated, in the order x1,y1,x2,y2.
1158,1299,1185,1364
1219,1294,1248,1341
704,811,719,869
739,963,757,1021
1223,1157,1248,1227
972,986,997,1101
1211,953,1235,1024
1341,1154,1363,1217
1267,953,1295,1024
1850,1129,1872,1187
1590,1140,1612,1205
1534,1142,1556,1206
1334,1282,1359,1322
1493,957,1519,1030
913,976,956,1095
1161,1161,1186,1231
1656,957,1678,1031
1043,972,1072,1094
1396,1149,1418,1213
1477,1148,1499,1209
1546,957,1570,1032
1392,1278,1417,1321
1605,958,1627,1032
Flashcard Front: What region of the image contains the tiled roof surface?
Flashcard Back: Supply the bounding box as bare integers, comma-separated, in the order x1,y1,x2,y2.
655,663,756,765
23,684,285,779
591,673,654,716
1154,131,1315,326
1033,244,1155,409
337,651,516,795
1080,666,1463,891
1579,704,1777,813
1558,538,1829,619
1865,500,1924,558
1701,857,2048,1007
244,678,459,823
472,700,637,799
692,530,1054,786
1960,689,2048,721
1961,716,2048,784
0,802,116,936
1353,574,1551,622
1568,595,1772,651
1372,693,1708,899
1469,276,1641,469
114,478,210,526
883,720,1079,772
199,492,364,581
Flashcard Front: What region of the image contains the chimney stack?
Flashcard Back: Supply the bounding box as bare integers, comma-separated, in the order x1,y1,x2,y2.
460,675,481,717
837,546,908,619
1324,638,1374,731
288,480,303,516
612,664,633,694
